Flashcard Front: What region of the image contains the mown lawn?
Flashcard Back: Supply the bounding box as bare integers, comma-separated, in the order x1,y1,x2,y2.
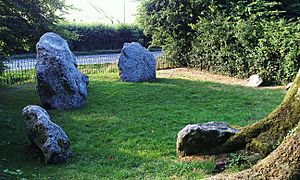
0,72,285,179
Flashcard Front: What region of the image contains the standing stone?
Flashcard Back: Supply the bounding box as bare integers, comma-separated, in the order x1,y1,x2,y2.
247,74,263,87
176,122,239,156
36,32,88,110
22,105,72,164
118,42,156,82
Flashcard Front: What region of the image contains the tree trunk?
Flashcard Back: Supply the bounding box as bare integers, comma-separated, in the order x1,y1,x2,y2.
211,122,300,179
209,69,300,179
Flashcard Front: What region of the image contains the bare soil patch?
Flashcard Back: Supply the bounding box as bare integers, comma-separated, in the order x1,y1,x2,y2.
158,68,285,89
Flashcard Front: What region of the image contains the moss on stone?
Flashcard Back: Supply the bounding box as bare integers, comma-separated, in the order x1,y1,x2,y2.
34,123,48,145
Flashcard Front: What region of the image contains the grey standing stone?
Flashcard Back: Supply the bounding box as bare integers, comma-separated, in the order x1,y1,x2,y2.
22,105,72,164
118,42,156,82
176,122,239,156
36,32,88,110
247,74,263,87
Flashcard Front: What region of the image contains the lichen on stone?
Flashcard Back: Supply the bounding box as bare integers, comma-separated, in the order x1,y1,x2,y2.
22,105,72,164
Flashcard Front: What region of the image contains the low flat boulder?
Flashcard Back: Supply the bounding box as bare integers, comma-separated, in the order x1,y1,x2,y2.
36,32,89,110
176,122,239,156
247,74,263,87
22,105,72,164
118,42,156,82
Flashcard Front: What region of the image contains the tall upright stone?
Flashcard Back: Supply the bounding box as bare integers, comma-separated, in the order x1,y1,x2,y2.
36,32,89,110
118,42,156,82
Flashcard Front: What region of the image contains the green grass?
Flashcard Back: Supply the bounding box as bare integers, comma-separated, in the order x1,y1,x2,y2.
0,72,285,179
0,69,36,85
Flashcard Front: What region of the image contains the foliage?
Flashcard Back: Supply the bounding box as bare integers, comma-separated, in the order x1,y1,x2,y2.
0,0,69,73
191,17,300,84
138,0,300,84
59,23,151,52
0,0,69,55
137,0,206,66
279,0,300,17
0,53,6,73
0,72,284,179
2,169,23,178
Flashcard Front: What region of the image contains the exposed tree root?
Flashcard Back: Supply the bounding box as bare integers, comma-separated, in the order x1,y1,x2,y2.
209,122,300,180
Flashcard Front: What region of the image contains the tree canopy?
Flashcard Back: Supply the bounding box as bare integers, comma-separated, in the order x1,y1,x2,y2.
0,0,69,57
137,0,204,66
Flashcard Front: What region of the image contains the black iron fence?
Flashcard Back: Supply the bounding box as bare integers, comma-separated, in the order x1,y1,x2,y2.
0,51,175,86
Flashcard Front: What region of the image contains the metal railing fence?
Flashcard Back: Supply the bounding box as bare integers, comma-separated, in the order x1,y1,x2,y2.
0,51,175,86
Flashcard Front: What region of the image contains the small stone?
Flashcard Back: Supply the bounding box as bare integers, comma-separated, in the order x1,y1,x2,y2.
22,105,72,164
286,82,293,91
118,42,156,82
36,32,89,110
247,74,263,87
176,122,239,156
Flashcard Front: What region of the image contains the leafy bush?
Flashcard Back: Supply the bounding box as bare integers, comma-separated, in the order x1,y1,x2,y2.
0,0,70,75
191,10,300,84
253,20,300,84
59,23,151,52
138,0,300,84
137,0,206,66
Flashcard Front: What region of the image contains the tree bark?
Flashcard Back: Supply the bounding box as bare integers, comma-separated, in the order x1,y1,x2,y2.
209,69,300,179
210,122,300,180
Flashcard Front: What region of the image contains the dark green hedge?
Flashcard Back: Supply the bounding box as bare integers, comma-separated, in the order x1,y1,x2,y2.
191,18,300,85
59,23,151,52
138,0,300,85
